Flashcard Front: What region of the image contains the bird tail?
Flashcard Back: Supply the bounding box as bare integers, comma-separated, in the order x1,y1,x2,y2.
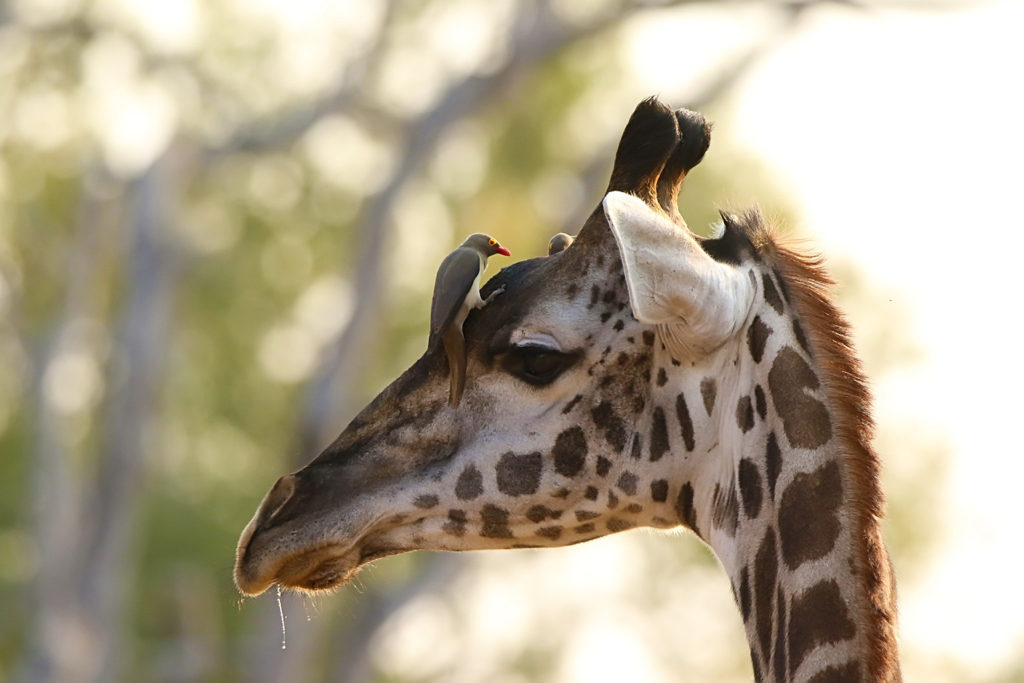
441,326,466,407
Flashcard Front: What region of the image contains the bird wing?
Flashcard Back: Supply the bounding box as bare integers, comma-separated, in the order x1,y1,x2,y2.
428,246,480,350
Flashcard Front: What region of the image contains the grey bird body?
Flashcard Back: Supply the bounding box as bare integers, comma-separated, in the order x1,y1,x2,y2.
429,233,510,405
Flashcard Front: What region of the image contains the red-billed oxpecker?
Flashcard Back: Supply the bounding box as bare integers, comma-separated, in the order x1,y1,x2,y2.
546,232,574,255
428,233,511,406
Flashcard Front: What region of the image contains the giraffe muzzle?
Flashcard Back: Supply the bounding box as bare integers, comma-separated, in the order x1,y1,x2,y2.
234,471,383,595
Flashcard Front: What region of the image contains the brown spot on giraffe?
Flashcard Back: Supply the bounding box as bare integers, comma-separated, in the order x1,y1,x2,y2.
778,460,843,569
763,271,784,314
675,482,697,532
591,401,628,453
676,392,695,451
616,471,638,496
562,394,583,414
738,567,752,623
766,431,782,501
526,505,558,523
788,580,857,676
774,584,788,682
793,318,812,356
444,509,467,536
553,427,587,478
649,407,669,462
606,518,634,532
455,465,483,500
712,482,739,536
754,384,767,420
772,266,791,305
754,528,778,667
736,395,755,433
650,479,668,503
738,458,763,519
496,451,543,496
480,504,513,538
768,346,833,449
700,377,717,415
747,315,772,363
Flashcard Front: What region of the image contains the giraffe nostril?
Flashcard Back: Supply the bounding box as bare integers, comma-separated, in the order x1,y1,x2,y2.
257,474,297,528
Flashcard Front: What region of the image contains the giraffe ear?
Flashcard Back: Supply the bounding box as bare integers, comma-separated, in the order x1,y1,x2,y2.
602,191,754,355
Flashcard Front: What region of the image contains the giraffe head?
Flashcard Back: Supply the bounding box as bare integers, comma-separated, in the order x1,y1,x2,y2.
233,97,743,594
235,97,901,679
235,92,903,681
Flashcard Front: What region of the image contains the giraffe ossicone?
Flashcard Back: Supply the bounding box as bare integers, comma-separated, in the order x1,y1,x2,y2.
234,97,900,682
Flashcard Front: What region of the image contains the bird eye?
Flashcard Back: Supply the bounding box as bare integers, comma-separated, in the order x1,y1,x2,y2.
501,345,576,386
489,239,496,246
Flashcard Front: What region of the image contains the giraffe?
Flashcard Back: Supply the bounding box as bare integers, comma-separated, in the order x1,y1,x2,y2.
234,97,900,682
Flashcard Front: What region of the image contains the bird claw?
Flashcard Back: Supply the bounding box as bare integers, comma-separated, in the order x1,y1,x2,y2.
483,284,506,306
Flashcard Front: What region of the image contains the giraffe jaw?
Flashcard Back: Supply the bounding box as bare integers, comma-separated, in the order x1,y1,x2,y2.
251,543,357,595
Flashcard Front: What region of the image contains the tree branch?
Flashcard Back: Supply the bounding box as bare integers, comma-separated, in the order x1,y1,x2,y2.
24,166,109,682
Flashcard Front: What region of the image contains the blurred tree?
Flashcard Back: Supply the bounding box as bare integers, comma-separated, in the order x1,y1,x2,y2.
0,0,962,681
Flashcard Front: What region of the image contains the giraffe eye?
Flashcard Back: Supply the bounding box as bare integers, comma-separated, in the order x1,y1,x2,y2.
501,344,577,386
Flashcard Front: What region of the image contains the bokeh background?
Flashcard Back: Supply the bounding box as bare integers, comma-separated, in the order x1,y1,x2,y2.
1,0,1022,681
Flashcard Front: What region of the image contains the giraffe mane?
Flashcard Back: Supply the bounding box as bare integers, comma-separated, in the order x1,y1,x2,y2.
741,213,901,682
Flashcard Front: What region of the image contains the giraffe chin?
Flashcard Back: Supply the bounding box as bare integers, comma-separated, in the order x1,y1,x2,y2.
236,537,406,596
273,546,359,593
281,543,406,593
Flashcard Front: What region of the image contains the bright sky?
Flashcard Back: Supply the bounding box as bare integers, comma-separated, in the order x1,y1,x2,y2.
652,0,1024,675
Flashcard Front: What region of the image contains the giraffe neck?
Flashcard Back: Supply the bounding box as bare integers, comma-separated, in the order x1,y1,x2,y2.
656,256,899,682
721,434,881,682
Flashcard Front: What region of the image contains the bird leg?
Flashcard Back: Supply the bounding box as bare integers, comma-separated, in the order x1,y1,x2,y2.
441,324,467,407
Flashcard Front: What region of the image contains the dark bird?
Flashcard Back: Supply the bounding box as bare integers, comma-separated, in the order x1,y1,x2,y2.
429,233,511,406
547,232,574,255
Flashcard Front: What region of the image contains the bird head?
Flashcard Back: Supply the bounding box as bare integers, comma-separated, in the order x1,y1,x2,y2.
465,233,511,257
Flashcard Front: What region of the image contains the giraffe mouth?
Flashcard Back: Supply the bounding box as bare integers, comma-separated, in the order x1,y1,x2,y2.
273,544,358,592
275,541,403,593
